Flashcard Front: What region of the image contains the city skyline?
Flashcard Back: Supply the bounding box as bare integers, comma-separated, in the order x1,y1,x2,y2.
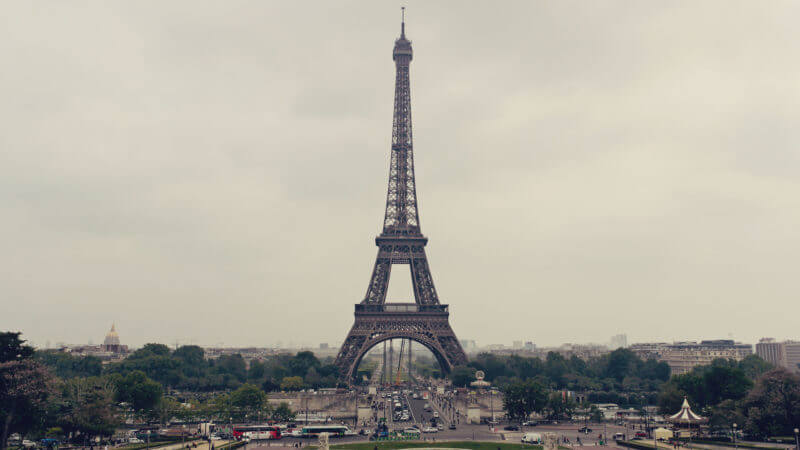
3,2,800,349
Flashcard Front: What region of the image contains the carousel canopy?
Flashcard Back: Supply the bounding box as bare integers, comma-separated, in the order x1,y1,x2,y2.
669,398,705,423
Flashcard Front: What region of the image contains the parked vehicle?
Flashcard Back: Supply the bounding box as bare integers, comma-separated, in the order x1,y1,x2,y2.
22,440,37,448
422,427,438,433
504,425,520,431
578,427,592,433
521,433,542,444
40,439,59,448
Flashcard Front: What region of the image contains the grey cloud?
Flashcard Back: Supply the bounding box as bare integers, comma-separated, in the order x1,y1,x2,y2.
1,1,799,349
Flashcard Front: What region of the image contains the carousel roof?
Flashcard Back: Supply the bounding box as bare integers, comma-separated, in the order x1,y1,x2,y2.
669,397,705,423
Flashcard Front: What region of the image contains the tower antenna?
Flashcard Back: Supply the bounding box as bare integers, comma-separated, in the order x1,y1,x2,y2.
401,7,405,36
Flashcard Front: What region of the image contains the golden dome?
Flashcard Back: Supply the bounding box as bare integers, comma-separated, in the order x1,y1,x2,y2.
103,323,120,346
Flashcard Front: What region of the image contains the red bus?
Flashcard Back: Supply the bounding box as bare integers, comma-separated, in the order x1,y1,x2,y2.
232,425,282,440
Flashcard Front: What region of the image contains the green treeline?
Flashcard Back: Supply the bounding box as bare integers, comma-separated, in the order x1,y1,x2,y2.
2,333,302,449
451,349,672,405
37,344,342,392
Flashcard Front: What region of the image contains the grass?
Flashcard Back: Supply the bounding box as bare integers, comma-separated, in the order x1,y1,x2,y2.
330,442,544,450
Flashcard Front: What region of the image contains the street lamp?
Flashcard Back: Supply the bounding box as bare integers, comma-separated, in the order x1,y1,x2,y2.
732,423,737,450
490,389,495,425
793,428,798,450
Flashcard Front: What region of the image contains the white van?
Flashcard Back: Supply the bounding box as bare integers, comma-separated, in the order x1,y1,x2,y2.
521,433,542,444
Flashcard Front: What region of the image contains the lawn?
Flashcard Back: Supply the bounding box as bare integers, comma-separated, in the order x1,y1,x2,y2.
330,442,544,450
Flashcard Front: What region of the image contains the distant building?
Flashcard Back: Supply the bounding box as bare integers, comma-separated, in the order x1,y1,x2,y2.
513,340,523,349
630,342,668,360
319,343,329,349
102,323,124,353
785,343,800,373
55,323,129,361
756,338,800,373
660,340,752,375
609,334,628,349
524,341,535,351
756,338,784,366
460,340,478,352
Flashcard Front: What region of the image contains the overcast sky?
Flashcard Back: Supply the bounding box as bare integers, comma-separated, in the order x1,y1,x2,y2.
2,1,799,350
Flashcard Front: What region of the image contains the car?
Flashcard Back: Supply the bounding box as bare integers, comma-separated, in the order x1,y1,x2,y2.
422,427,438,433
209,435,222,441
437,424,443,431
433,412,439,418
522,421,538,427
635,432,647,438
128,438,144,444
578,427,592,433
448,424,457,430
22,440,37,448
504,425,520,431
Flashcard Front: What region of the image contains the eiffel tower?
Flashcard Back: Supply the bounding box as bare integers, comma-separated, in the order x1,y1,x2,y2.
334,15,468,381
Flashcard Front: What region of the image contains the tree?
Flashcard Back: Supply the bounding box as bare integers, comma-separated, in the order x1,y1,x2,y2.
131,343,172,358
701,363,752,406
262,379,280,392
229,384,266,413
547,392,576,421
658,382,687,415
738,355,773,380
214,354,247,383
708,399,745,433
288,352,320,377
304,367,322,389
114,371,163,416
173,345,206,378
449,366,474,388
57,377,120,441
0,332,34,363
503,380,547,423
272,402,295,422
589,404,604,422
0,360,55,450
248,361,266,380
280,376,304,391
156,397,184,425
35,352,102,379
743,368,800,438
606,349,639,382
658,359,752,412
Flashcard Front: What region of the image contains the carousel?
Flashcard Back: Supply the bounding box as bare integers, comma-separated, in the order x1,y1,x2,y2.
668,397,707,441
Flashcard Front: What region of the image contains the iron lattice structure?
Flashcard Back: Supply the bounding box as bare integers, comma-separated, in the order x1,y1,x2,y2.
335,20,468,381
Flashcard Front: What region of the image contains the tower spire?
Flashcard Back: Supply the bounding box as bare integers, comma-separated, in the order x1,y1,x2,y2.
401,7,405,37
386,11,416,234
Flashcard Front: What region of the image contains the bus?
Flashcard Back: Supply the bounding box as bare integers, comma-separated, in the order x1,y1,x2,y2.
300,425,351,438
232,425,282,440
